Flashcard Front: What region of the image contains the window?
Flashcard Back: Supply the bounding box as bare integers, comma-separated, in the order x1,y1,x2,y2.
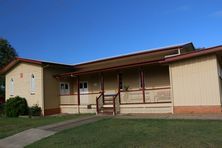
60,82,70,95
31,74,35,94
79,81,88,93
10,78,14,96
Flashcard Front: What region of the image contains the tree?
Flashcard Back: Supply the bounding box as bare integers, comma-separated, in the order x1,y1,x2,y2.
0,38,18,97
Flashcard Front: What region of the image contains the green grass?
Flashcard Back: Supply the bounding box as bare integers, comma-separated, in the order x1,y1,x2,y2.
0,114,92,139
27,118,222,148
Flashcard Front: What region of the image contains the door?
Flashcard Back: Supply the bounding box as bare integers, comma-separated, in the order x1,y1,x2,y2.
79,81,89,104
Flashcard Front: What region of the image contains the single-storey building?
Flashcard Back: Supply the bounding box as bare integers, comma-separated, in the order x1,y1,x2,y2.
1,42,222,115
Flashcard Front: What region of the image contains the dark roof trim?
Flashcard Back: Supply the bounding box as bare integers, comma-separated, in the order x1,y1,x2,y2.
0,57,73,74
16,57,43,65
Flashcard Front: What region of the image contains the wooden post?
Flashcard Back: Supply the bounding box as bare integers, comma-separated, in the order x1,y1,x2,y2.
117,72,121,104
140,69,145,103
96,96,99,114
77,76,80,106
113,95,116,115
101,73,104,102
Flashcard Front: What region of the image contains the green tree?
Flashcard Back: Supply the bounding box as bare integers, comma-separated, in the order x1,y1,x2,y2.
0,38,18,98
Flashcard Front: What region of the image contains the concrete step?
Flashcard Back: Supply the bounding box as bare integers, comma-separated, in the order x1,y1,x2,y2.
103,104,113,107
99,112,114,115
101,107,113,110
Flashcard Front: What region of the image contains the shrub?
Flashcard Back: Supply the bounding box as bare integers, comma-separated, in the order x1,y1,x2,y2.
0,103,5,116
29,104,42,116
5,96,28,117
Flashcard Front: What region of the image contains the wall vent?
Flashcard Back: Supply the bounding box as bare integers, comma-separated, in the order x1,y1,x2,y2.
164,49,181,58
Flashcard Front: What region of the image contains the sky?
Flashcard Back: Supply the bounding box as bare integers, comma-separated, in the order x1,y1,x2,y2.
1,0,222,64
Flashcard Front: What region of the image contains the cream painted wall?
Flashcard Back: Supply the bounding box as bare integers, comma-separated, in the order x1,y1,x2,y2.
120,103,172,114
170,55,221,106
217,59,222,104
6,63,44,109
43,68,71,110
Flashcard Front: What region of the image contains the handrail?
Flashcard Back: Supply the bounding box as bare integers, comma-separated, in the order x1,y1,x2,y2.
145,86,171,91
113,92,120,115
120,86,171,93
60,92,101,96
96,93,103,114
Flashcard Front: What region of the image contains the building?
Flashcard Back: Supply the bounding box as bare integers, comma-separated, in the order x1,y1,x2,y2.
1,42,222,115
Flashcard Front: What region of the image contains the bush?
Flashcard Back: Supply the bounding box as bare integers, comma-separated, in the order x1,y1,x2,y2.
0,103,5,116
5,96,28,117
29,104,42,116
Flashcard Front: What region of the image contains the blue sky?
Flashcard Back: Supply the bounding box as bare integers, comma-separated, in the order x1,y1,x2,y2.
1,0,222,64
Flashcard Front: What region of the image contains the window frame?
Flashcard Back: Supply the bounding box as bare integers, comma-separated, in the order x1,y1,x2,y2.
10,78,14,96
30,74,35,95
60,82,70,95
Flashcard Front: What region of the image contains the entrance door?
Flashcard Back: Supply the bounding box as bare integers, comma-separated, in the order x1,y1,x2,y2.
80,81,89,104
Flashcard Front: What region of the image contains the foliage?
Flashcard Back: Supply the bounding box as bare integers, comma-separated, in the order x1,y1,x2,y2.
29,104,42,116
0,103,5,116
0,38,18,98
123,84,129,91
0,38,18,69
5,96,28,117
0,78,5,98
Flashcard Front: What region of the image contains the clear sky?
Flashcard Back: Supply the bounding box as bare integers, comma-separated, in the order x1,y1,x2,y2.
1,0,222,64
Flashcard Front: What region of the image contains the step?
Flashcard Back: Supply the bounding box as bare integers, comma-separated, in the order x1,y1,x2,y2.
104,103,113,105
104,101,113,103
104,98,113,101
101,107,113,112
99,112,114,115
101,107,113,110
104,94,116,97
103,104,113,107
104,102,113,105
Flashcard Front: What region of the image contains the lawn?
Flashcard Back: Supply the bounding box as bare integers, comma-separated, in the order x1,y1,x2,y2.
0,114,92,139
27,118,222,148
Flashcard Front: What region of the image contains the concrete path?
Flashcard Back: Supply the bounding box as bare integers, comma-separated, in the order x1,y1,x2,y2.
0,115,103,148
117,113,222,120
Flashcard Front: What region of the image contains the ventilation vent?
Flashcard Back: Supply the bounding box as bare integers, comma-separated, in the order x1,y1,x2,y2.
164,49,181,58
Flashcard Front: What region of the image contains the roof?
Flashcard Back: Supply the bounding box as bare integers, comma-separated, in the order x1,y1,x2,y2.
58,42,195,76
0,57,73,74
73,42,194,66
58,43,222,77
2,42,222,77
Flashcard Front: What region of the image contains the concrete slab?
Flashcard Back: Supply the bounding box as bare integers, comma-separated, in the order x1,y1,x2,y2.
38,115,101,131
0,128,55,148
